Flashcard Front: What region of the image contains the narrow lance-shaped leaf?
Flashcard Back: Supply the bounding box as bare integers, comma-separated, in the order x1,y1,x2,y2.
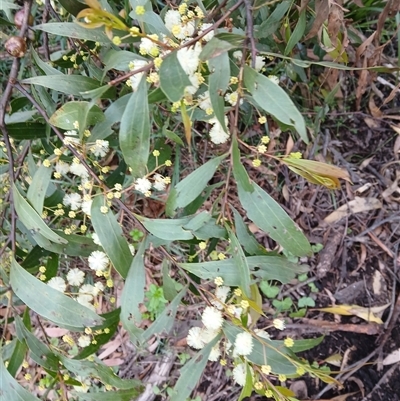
22,75,100,97
26,164,52,214
120,239,147,344
14,315,59,371
134,214,193,241
159,51,191,102
208,52,230,131
169,335,220,401
91,196,133,278
119,76,150,178
49,101,104,131
236,180,312,257
226,225,251,297
232,137,253,192
281,157,351,189
58,354,143,390
179,256,308,286
243,65,308,143
13,183,68,245
166,153,228,212
1,356,41,401
34,22,112,43
10,258,104,330
284,10,306,55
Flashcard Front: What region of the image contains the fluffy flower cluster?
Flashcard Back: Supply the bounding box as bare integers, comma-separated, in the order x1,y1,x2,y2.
47,269,105,313
134,174,170,196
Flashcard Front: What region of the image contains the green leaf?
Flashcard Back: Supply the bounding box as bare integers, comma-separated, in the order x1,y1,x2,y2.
49,101,104,130
159,52,191,102
59,355,143,390
129,4,170,36
239,364,254,401
6,123,48,139
119,76,150,178
26,164,52,214
0,356,41,401
14,315,59,371
90,93,130,140
166,154,227,212
259,281,280,298
226,225,251,297
70,389,143,401
135,215,193,241
120,240,146,343
91,196,133,278
255,1,291,39
58,0,87,16
31,47,62,76
290,336,324,353
169,335,220,401
162,260,179,301
232,208,262,255
34,22,111,43
298,296,316,308
243,65,308,143
200,37,242,61
10,258,104,330
237,181,312,257
232,137,253,192
13,184,68,245
22,75,100,97
284,11,306,55
102,49,146,75
31,231,98,257
7,338,27,377
208,52,230,130
179,256,308,286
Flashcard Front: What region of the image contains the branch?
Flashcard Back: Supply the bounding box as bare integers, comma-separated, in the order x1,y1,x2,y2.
0,0,33,253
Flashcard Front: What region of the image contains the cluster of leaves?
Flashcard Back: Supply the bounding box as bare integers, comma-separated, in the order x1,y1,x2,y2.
1,0,394,400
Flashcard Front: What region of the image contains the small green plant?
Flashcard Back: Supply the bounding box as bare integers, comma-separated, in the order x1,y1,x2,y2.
144,284,168,320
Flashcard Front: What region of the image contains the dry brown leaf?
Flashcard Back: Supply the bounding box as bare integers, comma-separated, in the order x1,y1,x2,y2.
363,117,380,130
323,197,382,224
359,156,374,170
304,0,331,40
285,134,294,156
375,0,400,46
324,353,343,367
316,303,389,324
382,348,400,366
330,392,359,401
327,3,344,47
391,125,400,135
382,82,400,106
44,327,69,337
352,0,364,6
355,31,376,62
355,68,369,110
368,95,383,117
394,133,400,158
372,269,384,296
355,182,373,194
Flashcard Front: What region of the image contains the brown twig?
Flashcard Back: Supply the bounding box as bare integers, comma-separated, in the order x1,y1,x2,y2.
243,0,257,68
0,0,33,253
